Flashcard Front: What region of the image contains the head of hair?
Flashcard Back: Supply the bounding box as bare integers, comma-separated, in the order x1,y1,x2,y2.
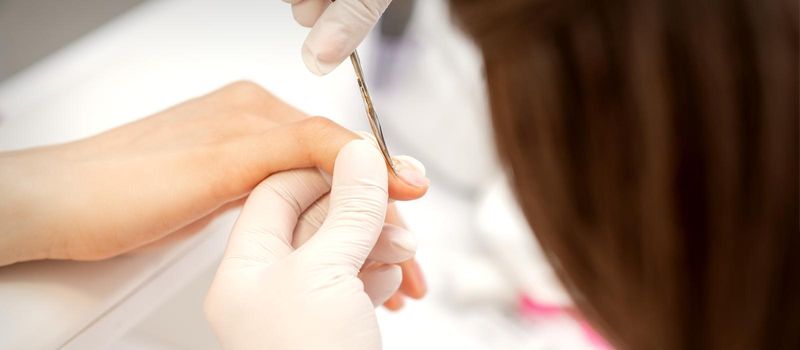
449,0,799,348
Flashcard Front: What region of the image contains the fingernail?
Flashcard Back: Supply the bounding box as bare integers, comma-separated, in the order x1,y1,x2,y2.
393,155,426,175
302,43,339,75
393,155,429,188
355,133,429,188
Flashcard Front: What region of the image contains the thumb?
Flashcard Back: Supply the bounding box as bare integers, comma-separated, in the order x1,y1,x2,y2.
300,139,388,271
220,168,330,267
301,0,392,75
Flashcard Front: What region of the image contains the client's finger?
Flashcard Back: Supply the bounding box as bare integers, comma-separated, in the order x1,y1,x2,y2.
385,206,428,299
398,259,427,299
229,117,428,201
381,260,426,310
383,293,405,311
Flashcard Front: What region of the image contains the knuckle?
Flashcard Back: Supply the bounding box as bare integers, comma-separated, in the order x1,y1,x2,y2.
294,116,350,163
296,116,356,144
223,80,273,104
300,116,339,136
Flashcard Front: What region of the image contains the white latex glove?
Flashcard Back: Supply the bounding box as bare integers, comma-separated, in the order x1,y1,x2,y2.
282,0,392,75
206,140,411,350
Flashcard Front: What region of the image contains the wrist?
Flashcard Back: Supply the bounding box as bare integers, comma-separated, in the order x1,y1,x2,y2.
0,150,60,265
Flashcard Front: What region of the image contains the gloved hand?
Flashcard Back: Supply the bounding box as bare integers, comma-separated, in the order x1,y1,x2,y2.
282,0,392,75
206,139,408,349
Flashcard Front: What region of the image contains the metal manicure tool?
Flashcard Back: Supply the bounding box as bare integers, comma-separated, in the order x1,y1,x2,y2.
347,50,398,176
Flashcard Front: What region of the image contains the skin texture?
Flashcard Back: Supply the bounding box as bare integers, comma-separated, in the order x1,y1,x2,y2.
0,81,426,306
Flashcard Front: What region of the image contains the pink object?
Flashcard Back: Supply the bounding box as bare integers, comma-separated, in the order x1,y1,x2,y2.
519,294,612,349
519,294,569,317
577,319,612,350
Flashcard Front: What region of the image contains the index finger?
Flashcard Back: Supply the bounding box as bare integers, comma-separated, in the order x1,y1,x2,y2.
229,116,428,201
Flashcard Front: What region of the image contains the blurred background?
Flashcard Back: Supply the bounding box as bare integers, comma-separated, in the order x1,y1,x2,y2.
0,0,601,348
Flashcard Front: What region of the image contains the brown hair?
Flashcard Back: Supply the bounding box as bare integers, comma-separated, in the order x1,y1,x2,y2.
450,0,798,348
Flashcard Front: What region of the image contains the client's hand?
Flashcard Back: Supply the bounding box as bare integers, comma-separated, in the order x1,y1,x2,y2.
0,81,427,279
205,140,398,349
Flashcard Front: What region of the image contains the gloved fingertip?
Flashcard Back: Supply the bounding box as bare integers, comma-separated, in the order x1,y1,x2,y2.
334,139,388,183
369,224,417,263
389,232,417,256
361,264,403,307
302,42,340,76
291,0,329,27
